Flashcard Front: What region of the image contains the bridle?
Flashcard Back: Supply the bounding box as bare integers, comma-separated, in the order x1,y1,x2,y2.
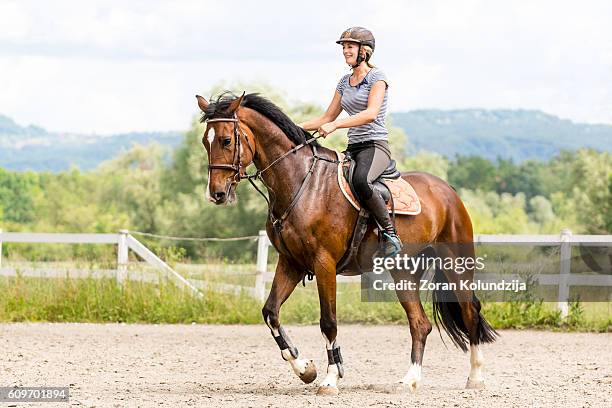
205,113,338,281
204,114,328,193
205,115,254,184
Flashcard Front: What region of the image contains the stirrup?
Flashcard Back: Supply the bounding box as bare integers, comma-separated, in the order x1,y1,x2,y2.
376,232,403,259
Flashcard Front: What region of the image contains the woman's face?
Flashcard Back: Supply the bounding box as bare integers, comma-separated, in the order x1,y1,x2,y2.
341,42,361,66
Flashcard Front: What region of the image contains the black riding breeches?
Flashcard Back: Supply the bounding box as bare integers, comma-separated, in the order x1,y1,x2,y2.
347,140,391,203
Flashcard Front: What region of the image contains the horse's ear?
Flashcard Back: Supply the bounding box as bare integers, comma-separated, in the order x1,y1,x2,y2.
228,91,245,114
196,95,209,112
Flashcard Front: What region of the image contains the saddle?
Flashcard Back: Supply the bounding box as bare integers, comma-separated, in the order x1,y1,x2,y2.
337,151,421,215
335,151,421,275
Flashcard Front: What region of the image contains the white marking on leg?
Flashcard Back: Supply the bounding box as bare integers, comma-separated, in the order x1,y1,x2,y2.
468,344,484,382
320,333,340,388
400,363,422,389
265,316,309,377
320,364,339,387
205,128,215,202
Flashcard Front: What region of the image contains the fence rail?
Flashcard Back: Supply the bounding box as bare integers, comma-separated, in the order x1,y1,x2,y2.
0,229,610,317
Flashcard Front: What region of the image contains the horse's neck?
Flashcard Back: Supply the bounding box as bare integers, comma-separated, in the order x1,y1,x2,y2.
241,112,313,214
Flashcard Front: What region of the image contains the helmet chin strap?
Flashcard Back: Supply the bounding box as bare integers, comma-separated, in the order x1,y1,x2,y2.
351,43,363,69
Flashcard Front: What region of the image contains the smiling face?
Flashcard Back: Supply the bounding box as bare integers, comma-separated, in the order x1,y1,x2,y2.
341,41,361,66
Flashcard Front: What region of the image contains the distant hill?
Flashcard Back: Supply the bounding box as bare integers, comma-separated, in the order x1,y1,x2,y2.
390,109,612,162
0,115,183,172
1,109,610,172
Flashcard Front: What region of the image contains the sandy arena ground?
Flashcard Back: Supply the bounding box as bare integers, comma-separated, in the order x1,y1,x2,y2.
0,323,611,407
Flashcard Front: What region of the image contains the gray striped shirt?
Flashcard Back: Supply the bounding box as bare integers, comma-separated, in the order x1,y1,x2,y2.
336,67,389,144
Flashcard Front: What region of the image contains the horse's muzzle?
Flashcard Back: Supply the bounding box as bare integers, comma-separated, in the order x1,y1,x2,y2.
212,191,226,204
210,180,237,205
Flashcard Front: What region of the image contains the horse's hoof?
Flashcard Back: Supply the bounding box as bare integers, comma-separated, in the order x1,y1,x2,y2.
398,379,421,393
465,378,485,389
316,385,339,396
299,360,317,384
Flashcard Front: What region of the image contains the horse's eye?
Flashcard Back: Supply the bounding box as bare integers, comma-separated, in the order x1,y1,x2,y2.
222,138,231,147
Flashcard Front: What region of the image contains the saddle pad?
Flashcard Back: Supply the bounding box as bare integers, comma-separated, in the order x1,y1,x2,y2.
335,151,421,215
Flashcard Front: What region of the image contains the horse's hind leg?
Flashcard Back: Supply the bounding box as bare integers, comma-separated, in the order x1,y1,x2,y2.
433,243,497,389
262,255,317,384
390,267,432,392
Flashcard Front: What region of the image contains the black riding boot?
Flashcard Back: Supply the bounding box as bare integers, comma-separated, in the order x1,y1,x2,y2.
362,192,403,258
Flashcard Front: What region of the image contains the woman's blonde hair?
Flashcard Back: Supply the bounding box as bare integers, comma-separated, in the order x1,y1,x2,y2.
362,45,375,68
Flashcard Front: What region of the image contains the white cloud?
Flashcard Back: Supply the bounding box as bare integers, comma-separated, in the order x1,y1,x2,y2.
0,1,30,40
0,0,611,133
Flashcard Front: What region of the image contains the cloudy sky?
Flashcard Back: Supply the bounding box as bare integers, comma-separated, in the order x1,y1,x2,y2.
0,0,610,134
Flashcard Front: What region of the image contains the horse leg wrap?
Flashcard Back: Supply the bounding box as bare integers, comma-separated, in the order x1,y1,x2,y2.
327,346,344,378
273,327,299,360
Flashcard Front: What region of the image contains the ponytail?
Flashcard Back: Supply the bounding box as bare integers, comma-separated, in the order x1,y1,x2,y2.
363,45,375,68
350,44,376,70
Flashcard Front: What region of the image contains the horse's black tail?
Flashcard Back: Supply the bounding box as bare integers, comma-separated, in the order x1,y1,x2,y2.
431,268,498,352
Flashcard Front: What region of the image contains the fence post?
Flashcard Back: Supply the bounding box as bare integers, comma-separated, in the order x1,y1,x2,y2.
117,229,129,287
255,230,269,302
558,228,572,318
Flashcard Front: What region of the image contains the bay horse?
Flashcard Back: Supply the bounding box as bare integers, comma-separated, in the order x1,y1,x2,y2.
195,92,497,395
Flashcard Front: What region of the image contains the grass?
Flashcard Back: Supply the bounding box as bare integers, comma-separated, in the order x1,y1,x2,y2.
0,275,610,332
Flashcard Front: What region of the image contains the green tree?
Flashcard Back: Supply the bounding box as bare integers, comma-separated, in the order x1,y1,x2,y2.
0,169,41,223
33,168,130,233
97,143,166,232
449,155,497,191
399,151,449,180
550,149,611,233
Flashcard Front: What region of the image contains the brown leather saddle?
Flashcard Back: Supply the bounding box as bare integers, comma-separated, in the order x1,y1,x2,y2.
342,151,402,204
336,151,401,275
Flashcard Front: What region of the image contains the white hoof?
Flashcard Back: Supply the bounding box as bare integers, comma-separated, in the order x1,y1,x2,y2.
316,385,339,396
466,378,485,389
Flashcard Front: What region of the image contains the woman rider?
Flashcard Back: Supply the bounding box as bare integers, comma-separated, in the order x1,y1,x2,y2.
299,26,402,258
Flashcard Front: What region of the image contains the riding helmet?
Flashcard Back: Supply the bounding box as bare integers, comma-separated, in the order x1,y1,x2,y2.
336,27,375,67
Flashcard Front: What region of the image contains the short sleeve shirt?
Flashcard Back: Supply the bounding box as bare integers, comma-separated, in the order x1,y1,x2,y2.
336,68,389,144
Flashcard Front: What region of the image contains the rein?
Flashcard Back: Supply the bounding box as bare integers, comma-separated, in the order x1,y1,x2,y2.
206,115,339,284
205,115,338,234
206,115,328,186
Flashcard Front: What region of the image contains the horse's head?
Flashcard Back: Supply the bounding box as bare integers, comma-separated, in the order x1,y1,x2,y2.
196,93,256,205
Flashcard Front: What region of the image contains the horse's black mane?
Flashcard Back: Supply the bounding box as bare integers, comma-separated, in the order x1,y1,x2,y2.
201,91,319,147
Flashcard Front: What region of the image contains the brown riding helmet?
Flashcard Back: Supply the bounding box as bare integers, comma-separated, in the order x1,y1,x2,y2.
336,27,375,51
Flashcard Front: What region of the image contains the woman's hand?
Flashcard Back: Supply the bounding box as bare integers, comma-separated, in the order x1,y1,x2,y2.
318,121,337,138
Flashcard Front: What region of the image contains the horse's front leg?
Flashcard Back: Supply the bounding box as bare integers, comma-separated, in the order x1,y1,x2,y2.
262,255,317,384
313,252,343,396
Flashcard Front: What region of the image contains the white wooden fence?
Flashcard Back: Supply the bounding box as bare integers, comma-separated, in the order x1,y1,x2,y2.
0,228,610,317
0,229,203,298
